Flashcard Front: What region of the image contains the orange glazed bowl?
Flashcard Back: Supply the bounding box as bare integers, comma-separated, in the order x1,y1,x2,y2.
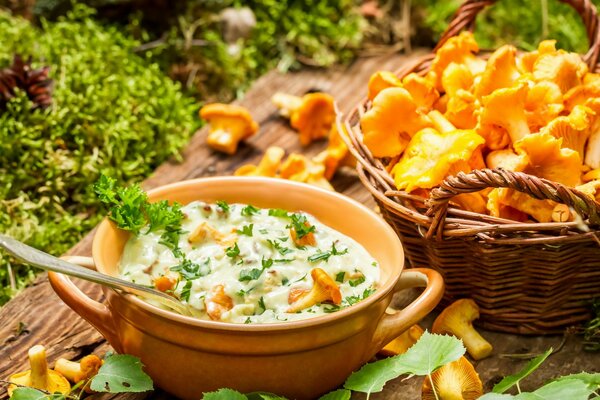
48,177,443,400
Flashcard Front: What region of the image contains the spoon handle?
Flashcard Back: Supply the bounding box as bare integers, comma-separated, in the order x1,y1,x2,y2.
0,234,190,315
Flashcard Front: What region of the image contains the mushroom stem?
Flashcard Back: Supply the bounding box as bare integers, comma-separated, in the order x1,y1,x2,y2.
28,345,49,390
428,110,456,133
54,359,81,383
272,92,302,118
55,355,103,384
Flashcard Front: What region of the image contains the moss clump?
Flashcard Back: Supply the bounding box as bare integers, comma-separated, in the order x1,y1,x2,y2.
0,5,199,304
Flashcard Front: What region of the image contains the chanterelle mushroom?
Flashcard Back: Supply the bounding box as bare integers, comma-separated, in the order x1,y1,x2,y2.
422,356,483,400
234,146,285,177
205,284,234,321
200,103,259,155
287,268,342,313
272,92,335,146
313,124,355,180
432,299,493,360
9,345,71,396
361,87,433,157
475,45,520,98
379,324,424,357
54,355,103,392
539,104,595,159
367,70,402,101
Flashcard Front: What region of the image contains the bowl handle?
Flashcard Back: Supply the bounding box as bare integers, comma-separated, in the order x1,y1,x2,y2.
367,268,444,358
48,256,122,352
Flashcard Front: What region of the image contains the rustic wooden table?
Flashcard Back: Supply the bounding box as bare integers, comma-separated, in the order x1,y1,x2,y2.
0,50,598,400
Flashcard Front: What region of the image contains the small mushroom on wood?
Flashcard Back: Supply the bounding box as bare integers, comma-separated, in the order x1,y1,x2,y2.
379,324,424,357
54,355,103,392
8,345,71,396
272,92,335,146
421,356,483,400
235,146,285,177
287,268,342,313
431,299,493,360
200,103,259,155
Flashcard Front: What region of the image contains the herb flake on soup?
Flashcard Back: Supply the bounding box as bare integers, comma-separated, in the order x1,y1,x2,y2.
119,201,379,323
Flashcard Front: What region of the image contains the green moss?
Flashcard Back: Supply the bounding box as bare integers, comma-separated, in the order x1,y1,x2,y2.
0,5,199,304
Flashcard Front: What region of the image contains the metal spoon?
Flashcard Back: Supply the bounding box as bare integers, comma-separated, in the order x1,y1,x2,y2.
0,234,192,317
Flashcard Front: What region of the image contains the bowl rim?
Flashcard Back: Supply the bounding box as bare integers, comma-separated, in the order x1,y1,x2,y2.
93,177,404,332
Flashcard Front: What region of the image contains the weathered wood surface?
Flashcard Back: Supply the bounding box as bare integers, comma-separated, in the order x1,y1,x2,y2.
1,50,599,400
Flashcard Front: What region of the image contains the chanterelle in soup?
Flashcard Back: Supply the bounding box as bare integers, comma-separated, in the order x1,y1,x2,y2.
119,201,379,323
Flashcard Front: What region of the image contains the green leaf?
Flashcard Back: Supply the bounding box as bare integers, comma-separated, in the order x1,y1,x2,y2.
216,201,230,213
241,204,260,217
236,224,254,237
90,354,153,393
479,394,515,400
554,372,600,390
9,388,51,400
493,348,553,393
318,389,351,400
525,379,594,400
246,392,287,400
239,268,264,282
203,388,248,400
344,332,465,394
344,357,403,394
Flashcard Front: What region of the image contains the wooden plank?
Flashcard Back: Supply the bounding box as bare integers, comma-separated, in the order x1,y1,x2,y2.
1,49,599,400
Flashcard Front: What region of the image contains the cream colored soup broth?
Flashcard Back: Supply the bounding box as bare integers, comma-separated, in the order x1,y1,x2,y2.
119,201,379,323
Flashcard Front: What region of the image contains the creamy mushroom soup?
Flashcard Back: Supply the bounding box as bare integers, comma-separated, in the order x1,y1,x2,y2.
119,201,379,323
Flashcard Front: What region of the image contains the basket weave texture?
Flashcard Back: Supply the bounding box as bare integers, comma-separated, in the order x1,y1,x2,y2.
342,0,600,334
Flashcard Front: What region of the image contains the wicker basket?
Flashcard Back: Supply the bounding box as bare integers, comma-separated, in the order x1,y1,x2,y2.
341,0,600,334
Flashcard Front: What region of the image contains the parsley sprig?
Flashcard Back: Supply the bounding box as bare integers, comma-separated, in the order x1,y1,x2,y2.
308,242,349,263
287,213,316,239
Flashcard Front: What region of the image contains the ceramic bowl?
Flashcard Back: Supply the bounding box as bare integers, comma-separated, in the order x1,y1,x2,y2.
49,177,443,399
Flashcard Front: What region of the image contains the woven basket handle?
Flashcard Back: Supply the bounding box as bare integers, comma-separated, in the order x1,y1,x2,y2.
435,0,600,68
425,169,600,239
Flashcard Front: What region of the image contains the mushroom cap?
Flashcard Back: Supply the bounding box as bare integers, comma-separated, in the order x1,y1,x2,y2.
475,45,520,98
9,345,71,396
478,83,530,147
422,357,483,400
200,103,259,136
564,81,600,112
540,105,594,159
234,146,285,177
290,92,335,146
391,128,484,193
9,370,71,396
287,268,341,313
280,153,334,191
533,50,588,94
205,284,234,321
368,71,402,101
77,355,103,382
441,62,474,96
432,298,493,360
445,89,478,129
429,31,485,91
525,81,564,132
402,73,440,112
361,87,433,157
379,324,424,357
486,189,530,222
313,124,352,180
486,149,528,172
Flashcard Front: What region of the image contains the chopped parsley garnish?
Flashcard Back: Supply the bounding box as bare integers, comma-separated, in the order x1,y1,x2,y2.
274,258,294,263
216,200,230,213
343,287,376,306
241,204,260,216
146,200,184,233
238,268,264,282
372,261,378,267
267,239,293,255
170,258,210,280
293,273,307,283
287,213,316,239
323,305,342,313
335,271,345,283
225,242,240,258
261,257,274,269
268,208,291,218
258,296,266,314
349,275,366,287
244,317,252,324
308,242,349,263
236,288,253,297
281,277,289,286
236,223,254,236
259,228,269,234
180,281,193,302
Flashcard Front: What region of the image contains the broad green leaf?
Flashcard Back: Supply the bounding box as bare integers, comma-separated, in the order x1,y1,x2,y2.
318,389,352,400
344,332,465,394
493,348,553,394
522,379,594,400
391,331,465,376
554,372,600,390
344,357,402,393
9,388,52,400
479,394,516,400
246,392,287,400
90,354,153,393
203,389,248,400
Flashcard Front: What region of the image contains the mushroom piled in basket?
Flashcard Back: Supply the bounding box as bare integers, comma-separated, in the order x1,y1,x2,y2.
362,31,600,224
341,0,600,335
